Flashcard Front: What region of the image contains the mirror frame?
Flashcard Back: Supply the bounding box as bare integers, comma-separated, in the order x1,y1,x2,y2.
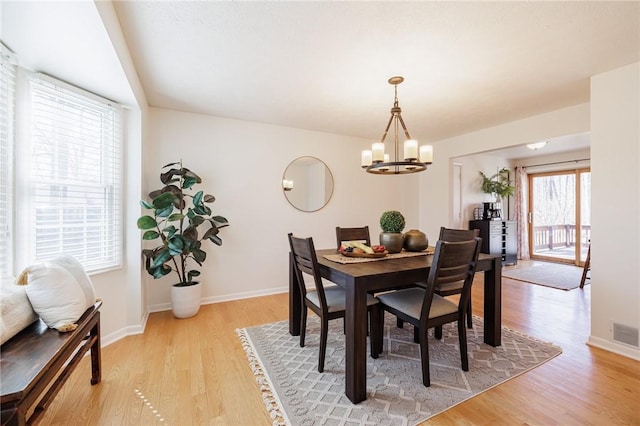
282,156,334,212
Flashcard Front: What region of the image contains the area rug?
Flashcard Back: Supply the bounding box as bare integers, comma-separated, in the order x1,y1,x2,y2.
503,261,587,290
237,315,562,426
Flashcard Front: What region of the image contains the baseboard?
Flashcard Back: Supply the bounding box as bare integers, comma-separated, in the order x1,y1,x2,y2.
100,309,148,347
587,335,640,361
147,286,289,314
201,286,289,306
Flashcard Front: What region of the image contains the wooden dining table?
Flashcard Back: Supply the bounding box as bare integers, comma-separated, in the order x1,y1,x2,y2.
288,248,502,404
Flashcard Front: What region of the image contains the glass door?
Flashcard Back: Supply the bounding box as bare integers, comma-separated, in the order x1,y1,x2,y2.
528,168,590,266
578,170,591,263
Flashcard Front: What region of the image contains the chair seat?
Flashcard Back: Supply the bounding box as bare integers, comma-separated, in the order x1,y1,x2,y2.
306,286,379,313
376,288,458,321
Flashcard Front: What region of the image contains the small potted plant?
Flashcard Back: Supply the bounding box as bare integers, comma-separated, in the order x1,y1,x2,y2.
137,161,229,318
379,210,405,253
479,167,515,202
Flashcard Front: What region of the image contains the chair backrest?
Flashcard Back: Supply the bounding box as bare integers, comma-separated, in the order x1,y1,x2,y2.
420,238,482,322
335,226,371,250
439,227,480,242
288,233,328,311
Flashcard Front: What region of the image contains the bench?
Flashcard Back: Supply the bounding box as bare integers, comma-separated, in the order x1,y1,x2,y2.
1,301,102,426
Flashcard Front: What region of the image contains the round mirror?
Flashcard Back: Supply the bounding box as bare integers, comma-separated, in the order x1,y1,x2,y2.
282,156,334,212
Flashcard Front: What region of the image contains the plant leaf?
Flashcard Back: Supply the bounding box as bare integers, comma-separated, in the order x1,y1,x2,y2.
168,213,184,222
151,248,172,268
168,237,184,256
149,264,172,279
193,191,204,207
183,226,198,242
203,194,215,203
160,168,185,185
203,226,218,240
182,176,198,190
209,234,223,246
212,215,229,225
140,200,153,209
182,168,202,183
156,205,174,217
192,248,206,263
187,270,200,282
193,205,207,215
142,230,160,240
137,216,157,230
190,215,204,226
152,192,175,209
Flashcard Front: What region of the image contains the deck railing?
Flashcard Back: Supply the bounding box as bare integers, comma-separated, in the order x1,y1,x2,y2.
533,225,591,251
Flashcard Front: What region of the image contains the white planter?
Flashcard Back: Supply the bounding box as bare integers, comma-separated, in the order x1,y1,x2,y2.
171,282,202,318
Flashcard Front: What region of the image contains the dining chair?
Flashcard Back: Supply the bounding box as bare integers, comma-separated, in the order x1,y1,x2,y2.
435,227,480,330
374,238,481,387
335,226,371,250
288,233,382,372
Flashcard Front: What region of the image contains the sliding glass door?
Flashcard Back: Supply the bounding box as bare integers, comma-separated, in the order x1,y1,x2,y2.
528,168,590,265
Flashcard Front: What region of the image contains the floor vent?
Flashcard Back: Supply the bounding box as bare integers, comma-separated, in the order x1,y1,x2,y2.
612,322,639,347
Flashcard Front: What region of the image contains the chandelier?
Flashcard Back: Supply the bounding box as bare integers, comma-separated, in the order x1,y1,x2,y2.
361,76,433,175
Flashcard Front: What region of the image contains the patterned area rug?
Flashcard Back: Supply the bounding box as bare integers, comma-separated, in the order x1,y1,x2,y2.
237,315,562,425
503,261,587,290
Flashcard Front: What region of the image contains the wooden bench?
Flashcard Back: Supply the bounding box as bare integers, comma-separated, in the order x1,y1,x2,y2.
1,301,102,426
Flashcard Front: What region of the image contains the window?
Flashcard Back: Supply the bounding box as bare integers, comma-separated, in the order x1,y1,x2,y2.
1,63,123,276
0,45,17,280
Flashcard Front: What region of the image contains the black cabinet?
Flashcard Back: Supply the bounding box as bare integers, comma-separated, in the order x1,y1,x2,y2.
469,220,517,265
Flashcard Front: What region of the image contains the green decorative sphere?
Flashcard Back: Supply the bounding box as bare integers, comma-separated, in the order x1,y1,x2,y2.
379,210,406,233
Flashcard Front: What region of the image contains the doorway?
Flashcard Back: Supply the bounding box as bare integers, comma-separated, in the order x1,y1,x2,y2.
528,168,591,266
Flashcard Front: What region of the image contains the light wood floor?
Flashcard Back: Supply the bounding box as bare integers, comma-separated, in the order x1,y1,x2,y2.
41,277,640,425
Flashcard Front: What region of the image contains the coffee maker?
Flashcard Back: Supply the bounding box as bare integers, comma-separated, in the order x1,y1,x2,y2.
483,202,502,220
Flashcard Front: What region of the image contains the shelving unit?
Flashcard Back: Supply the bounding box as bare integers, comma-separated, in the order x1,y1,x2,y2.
469,220,517,265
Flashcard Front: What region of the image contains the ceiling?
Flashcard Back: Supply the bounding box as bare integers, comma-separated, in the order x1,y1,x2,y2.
480,132,591,161
112,1,639,147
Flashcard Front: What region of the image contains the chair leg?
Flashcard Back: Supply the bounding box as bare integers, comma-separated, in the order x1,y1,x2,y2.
434,325,443,340
300,307,307,347
419,330,431,387
397,318,404,329
413,325,420,343
466,299,473,329
369,306,382,358
458,319,469,371
318,318,329,373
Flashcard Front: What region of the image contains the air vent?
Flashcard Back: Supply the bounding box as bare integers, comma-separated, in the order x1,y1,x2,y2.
612,322,639,347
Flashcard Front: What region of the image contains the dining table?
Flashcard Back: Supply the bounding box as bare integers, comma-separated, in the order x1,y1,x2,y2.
288,248,502,404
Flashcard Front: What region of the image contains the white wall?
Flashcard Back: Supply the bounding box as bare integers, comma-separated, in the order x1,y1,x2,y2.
451,154,515,225
418,103,590,241
145,108,421,310
589,62,640,359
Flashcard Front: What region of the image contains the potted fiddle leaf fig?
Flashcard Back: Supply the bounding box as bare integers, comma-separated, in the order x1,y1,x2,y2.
137,161,229,318
379,210,405,253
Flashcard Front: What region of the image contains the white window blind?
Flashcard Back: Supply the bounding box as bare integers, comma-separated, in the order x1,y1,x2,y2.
0,46,17,281
25,73,123,273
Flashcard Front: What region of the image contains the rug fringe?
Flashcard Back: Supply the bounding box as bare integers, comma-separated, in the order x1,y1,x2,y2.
236,328,288,426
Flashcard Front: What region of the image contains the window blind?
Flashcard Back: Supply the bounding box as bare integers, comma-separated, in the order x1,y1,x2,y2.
0,46,17,281
26,73,123,273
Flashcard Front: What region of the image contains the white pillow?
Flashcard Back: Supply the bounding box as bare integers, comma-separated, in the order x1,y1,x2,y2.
51,255,96,308
18,256,96,332
0,282,38,344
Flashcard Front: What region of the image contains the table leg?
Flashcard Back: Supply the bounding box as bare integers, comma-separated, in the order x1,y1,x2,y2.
344,276,368,404
483,257,502,346
289,252,301,336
